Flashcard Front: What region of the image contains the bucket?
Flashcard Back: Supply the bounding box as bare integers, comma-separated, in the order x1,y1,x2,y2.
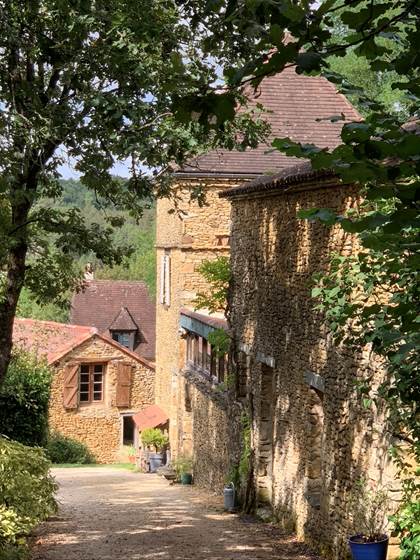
224,483,235,512
149,452,164,473
349,535,389,560
181,472,193,485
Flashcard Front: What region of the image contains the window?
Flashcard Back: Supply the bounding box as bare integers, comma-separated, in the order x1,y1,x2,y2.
112,331,131,348
79,364,104,403
159,253,171,306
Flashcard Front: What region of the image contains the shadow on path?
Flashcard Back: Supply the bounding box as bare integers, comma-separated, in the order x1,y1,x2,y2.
31,467,322,560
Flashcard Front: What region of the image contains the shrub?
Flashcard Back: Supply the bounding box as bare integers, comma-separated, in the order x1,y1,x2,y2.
173,455,193,478
140,428,169,451
0,351,52,447
0,437,57,549
45,432,94,464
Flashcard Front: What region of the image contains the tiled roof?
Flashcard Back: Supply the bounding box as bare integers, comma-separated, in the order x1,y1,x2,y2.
109,307,138,331
13,317,155,369
133,404,169,431
179,66,360,176
220,161,338,198
12,318,96,364
70,280,156,361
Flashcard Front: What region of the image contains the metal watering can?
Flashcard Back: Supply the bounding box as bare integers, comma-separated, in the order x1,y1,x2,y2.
223,482,235,512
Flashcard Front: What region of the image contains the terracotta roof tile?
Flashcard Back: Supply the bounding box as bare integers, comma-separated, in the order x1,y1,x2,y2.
179,67,360,176
70,280,156,361
133,404,169,431
13,318,96,364
13,317,155,369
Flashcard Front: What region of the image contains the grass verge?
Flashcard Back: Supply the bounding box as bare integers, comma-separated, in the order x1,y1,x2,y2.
52,462,136,470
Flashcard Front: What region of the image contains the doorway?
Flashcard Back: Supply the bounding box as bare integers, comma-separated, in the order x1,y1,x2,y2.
122,415,136,446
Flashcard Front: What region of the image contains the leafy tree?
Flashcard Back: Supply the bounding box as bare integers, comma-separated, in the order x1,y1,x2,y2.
181,0,419,552
0,1,267,385
17,287,69,322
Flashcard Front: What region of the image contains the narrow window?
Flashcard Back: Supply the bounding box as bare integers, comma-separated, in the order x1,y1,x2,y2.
79,363,104,403
160,253,171,306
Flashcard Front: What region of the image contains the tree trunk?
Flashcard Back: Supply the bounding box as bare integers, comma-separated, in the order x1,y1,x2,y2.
0,197,31,387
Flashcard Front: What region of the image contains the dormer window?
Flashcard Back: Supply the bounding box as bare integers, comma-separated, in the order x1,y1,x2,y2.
108,307,139,352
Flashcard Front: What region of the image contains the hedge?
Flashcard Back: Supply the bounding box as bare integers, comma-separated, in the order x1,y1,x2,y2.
0,351,51,447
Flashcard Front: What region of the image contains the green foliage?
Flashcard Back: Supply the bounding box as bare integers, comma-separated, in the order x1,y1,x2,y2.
0,0,267,387
0,437,57,548
140,428,169,452
16,287,69,323
172,455,193,477
0,542,27,560
390,494,420,560
194,257,230,314
207,328,231,357
239,413,251,484
0,351,52,447
46,432,94,464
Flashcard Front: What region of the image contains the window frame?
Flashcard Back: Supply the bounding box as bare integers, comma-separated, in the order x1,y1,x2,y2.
185,330,228,384
111,331,132,349
79,363,105,404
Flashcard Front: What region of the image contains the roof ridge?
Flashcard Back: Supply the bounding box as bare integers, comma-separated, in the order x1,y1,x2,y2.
15,317,95,332
83,279,149,285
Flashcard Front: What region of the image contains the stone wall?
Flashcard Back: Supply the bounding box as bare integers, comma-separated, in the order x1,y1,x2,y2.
155,177,243,485
228,181,398,559
49,335,155,463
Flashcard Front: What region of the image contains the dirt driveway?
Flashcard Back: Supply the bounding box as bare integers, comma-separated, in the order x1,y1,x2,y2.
32,467,321,560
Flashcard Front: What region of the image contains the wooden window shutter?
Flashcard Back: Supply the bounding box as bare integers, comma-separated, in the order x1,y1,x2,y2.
164,254,171,306
115,362,132,407
159,254,166,304
63,363,79,409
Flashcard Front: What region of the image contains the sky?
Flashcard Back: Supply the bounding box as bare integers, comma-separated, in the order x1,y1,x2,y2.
58,152,131,179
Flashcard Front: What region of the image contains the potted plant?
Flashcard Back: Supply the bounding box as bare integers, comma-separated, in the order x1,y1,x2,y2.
348,479,391,560
173,455,193,485
127,445,136,464
140,428,169,473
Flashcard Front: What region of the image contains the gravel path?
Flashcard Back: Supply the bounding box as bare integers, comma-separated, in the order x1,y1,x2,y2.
31,467,321,560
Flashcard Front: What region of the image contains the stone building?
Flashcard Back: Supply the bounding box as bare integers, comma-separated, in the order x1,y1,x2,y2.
220,163,398,559
154,68,360,489
13,318,155,463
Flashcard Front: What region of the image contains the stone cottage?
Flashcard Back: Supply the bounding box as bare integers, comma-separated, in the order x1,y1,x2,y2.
13,318,155,462
220,163,398,559
154,67,360,489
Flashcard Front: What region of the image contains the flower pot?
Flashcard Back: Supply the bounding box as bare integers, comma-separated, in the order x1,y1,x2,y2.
149,452,164,473
128,455,136,464
180,472,193,485
349,534,389,560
